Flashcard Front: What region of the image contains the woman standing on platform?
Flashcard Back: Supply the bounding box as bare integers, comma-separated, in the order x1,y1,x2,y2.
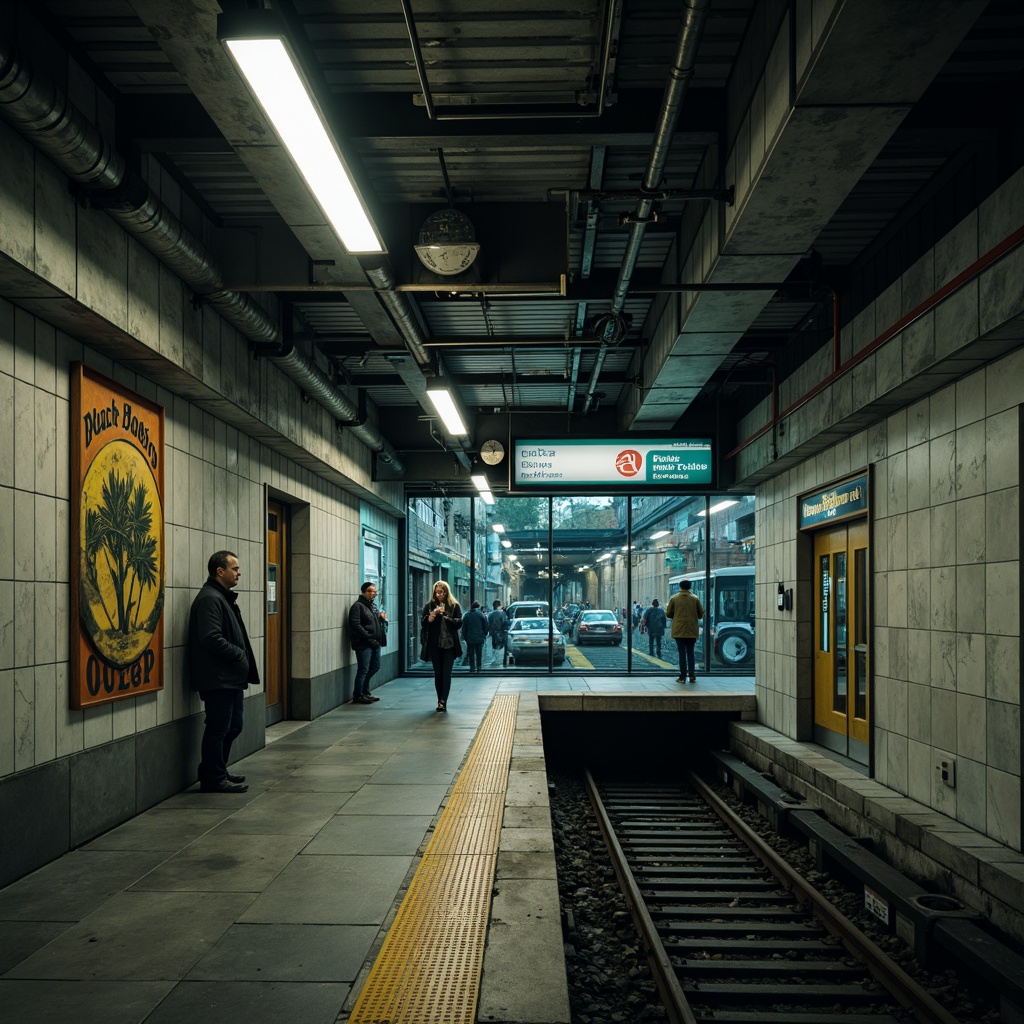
421,580,463,712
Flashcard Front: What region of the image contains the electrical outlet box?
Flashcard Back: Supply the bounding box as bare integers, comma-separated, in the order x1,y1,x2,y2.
937,758,956,788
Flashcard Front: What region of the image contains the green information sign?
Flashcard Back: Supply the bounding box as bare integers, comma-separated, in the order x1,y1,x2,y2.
513,439,713,487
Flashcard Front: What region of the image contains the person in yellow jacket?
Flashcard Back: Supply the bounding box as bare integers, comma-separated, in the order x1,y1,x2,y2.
665,579,704,683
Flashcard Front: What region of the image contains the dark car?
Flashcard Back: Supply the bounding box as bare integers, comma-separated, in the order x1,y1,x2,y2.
570,609,623,645
505,600,551,621
507,617,566,666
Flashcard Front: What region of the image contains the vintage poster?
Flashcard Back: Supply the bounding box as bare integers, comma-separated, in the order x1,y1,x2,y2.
70,364,165,709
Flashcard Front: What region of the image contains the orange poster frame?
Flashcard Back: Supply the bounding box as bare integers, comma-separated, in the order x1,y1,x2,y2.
70,364,165,709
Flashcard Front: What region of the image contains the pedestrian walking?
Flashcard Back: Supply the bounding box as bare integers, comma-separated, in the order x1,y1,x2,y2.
642,598,667,658
348,581,387,703
487,600,509,667
421,580,463,711
462,601,489,672
188,551,259,793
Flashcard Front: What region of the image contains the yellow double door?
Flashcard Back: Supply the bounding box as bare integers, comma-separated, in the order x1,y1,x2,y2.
813,521,869,760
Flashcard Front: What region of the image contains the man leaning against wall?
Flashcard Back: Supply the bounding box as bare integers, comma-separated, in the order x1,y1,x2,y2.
189,551,259,793
349,581,388,703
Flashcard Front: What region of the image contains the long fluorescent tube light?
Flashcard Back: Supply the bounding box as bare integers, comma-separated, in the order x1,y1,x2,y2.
426,388,468,435
221,31,384,254
471,475,490,492
650,530,670,540
479,491,495,505
491,524,506,533
696,499,739,517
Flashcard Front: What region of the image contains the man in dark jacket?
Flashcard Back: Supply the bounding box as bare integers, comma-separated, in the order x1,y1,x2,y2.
462,601,489,672
641,598,667,659
348,581,388,703
189,551,259,792
487,600,509,667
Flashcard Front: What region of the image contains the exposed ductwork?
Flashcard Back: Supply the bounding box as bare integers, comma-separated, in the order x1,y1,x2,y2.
583,0,711,415
0,32,403,472
364,264,432,368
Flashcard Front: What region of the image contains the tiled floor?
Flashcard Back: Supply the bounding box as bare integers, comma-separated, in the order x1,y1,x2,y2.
0,672,754,1024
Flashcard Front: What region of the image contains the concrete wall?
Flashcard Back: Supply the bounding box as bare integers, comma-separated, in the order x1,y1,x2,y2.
0,39,403,885
743,169,1023,849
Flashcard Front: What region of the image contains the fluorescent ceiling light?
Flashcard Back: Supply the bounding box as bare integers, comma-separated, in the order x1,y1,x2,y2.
697,499,739,517
222,35,384,254
501,539,512,548
425,388,467,435
471,475,489,491
479,490,495,505
650,530,670,540
491,524,506,533
597,552,612,561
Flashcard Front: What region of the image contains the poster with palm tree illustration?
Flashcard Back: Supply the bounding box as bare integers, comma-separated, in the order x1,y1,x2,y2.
71,365,165,709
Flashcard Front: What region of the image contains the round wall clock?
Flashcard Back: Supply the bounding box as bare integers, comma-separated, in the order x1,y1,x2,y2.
480,439,505,465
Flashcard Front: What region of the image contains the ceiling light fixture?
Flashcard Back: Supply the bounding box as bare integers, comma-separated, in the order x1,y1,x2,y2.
697,499,739,517
650,530,670,540
218,10,385,255
426,388,468,435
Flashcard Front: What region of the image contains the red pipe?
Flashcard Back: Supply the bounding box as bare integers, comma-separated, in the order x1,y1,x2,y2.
726,223,1024,461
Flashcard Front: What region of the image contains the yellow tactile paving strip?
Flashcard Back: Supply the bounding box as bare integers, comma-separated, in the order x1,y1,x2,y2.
346,694,519,1024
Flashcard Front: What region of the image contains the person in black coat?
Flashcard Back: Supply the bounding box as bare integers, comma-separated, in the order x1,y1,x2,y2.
462,600,489,673
641,598,667,659
348,581,388,703
188,550,259,792
487,600,509,667
421,580,462,711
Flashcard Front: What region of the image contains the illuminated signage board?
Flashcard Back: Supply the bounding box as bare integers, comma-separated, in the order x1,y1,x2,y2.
798,472,869,530
513,438,713,488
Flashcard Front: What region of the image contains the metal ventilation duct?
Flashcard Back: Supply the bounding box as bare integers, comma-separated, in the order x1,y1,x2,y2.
0,32,402,472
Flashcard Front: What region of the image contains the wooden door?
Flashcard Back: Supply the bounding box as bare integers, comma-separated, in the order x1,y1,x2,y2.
266,501,288,723
813,521,869,761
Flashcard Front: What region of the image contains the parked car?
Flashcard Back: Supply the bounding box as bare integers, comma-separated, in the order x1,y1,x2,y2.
505,600,551,621
571,609,623,645
507,616,566,666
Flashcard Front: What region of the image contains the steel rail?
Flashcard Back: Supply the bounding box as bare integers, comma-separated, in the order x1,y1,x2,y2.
687,771,961,1024
584,769,697,1024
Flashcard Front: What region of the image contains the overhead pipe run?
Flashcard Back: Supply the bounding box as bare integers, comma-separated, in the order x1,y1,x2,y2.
365,264,475,471
364,264,433,368
0,31,402,472
583,0,712,414
725,224,1024,463
267,340,404,470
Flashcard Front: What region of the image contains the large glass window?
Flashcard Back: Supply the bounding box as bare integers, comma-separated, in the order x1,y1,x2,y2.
405,492,755,674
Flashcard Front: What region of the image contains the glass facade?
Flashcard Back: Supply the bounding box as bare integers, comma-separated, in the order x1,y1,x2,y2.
405,493,755,674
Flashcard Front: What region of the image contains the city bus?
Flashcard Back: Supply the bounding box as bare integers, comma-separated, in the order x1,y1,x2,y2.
668,565,755,668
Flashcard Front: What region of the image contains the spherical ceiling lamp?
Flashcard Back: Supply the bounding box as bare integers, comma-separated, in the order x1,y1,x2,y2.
414,208,480,276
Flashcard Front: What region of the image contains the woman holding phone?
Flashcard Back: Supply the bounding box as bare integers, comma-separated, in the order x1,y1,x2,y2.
421,580,463,712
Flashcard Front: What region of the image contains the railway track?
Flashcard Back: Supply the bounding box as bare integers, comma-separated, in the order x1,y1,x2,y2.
585,771,962,1024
